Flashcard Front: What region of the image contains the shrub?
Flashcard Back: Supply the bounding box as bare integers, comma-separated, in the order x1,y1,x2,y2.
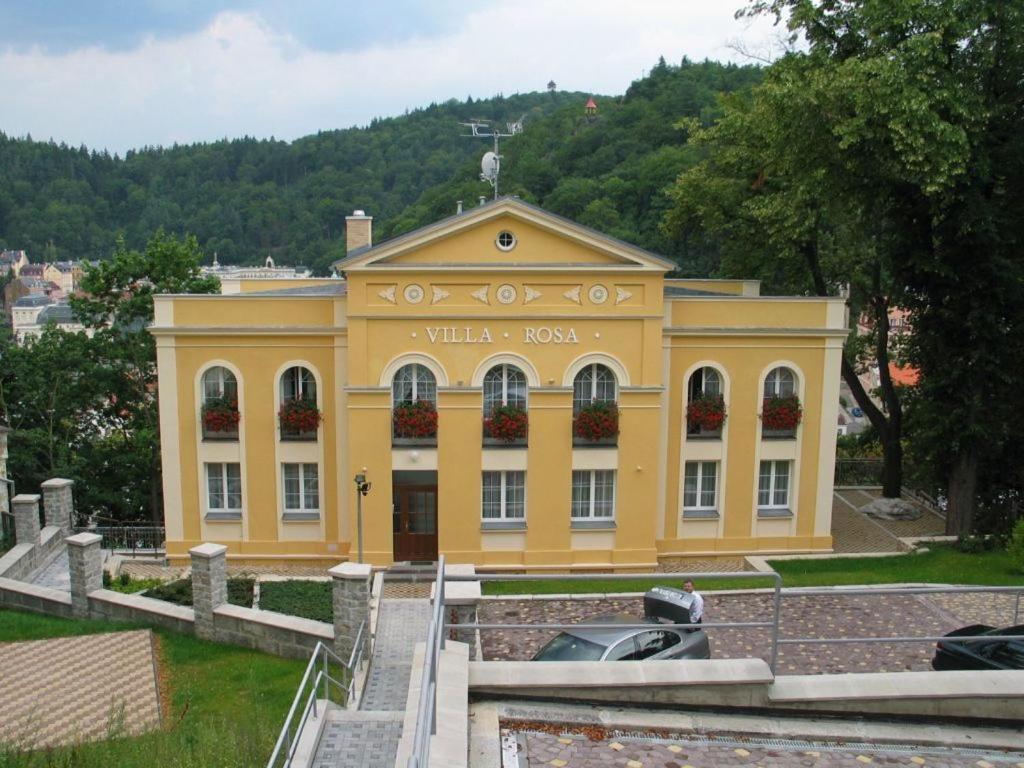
145,577,255,607
573,401,619,442
118,572,131,587
201,395,240,433
1009,519,1024,573
762,395,803,431
686,394,726,432
484,405,528,442
278,398,321,434
393,399,438,438
259,580,333,623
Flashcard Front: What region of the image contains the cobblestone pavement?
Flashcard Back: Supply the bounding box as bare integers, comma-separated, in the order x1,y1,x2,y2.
382,581,433,598
117,559,343,581
312,598,431,767
656,557,746,573
0,630,161,748
831,490,946,554
479,592,960,674
514,730,1024,768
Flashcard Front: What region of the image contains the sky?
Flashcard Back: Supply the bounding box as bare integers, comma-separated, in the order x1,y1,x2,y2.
0,1,782,154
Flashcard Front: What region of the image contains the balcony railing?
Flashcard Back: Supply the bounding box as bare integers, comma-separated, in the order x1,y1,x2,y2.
202,425,239,441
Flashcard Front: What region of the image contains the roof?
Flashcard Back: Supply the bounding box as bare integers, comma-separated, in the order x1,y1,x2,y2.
334,196,677,272
239,284,348,297
585,97,597,109
13,295,53,308
663,285,727,298
37,304,76,324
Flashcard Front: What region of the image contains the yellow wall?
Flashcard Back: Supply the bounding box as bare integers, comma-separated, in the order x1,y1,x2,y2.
157,201,840,568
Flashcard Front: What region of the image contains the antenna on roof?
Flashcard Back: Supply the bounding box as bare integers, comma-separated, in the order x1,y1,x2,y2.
459,115,524,200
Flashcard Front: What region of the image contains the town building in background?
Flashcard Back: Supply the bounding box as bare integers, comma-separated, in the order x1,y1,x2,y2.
0,250,29,278
201,254,312,294
155,198,844,569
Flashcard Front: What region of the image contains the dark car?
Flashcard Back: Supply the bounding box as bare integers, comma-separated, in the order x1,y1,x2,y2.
931,624,1024,670
531,587,711,662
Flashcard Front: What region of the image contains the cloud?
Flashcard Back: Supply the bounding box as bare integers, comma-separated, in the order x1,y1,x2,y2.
0,1,781,153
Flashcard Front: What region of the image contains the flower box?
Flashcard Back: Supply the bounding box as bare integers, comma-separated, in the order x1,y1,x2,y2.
279,398,321,440
393,400,438,440
686,394,726,437
761,394,802,436
202,396,240,440
572,401,619,444
483,405,528,445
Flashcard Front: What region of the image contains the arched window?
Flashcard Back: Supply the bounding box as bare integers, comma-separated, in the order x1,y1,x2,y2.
281,366,317,404
572,363,617,414
392,363,436,406
687,367,721,401
686,366,724,438
202,366,237,404
764,367,796,398
483,364,527,413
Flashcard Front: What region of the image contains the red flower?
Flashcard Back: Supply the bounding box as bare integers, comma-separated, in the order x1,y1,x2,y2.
686,394,726,432
279,397,322,434
393,400,438,438
202,396,240,433
484,405,528,443
573,401,619,441
761,395,802,430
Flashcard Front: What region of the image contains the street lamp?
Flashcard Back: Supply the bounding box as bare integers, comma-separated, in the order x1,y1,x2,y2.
354,468,371,564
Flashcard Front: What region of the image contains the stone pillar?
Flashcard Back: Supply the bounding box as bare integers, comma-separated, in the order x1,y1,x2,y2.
440,564,481,660
41,478,74,534
67,532,103,618
190,543,228,641
0,424,10,516
11,494,40,546
329,562,372,661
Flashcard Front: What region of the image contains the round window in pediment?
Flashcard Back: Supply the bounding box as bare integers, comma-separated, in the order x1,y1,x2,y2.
495,230,517,251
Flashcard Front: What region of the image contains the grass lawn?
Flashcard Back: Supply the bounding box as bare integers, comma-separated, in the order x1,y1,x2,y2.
480,545,1024,595
0,608,306,767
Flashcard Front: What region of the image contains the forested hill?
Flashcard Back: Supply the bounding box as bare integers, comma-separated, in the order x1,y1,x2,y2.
0,91,588,273
379,59,763,275
0,59,762,275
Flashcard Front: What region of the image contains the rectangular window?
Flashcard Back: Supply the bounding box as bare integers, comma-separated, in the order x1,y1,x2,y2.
758,460,791,508
283,463,320,512
481,471,525,522
683,461,718,512
571,470,616,521
206,462,241,512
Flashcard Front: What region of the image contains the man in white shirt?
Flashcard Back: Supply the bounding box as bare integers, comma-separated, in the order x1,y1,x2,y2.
683,579,704,624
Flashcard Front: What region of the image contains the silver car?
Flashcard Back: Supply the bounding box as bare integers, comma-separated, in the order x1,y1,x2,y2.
531,587,711,662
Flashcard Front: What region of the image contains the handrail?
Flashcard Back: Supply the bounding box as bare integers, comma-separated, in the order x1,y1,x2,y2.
407,555,445,768
266,629,365,768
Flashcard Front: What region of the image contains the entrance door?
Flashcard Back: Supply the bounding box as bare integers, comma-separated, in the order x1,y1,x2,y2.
393,485,438,562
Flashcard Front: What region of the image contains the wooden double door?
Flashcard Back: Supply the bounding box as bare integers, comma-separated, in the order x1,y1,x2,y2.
392,484,438,562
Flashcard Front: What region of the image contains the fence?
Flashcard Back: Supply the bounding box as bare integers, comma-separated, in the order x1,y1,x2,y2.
0,510,14,552
406,557,446,768
266,630,365,768
834,458,884,487
74,526,166,555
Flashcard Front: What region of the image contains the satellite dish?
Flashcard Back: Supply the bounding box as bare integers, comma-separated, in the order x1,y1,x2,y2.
481,151,499,182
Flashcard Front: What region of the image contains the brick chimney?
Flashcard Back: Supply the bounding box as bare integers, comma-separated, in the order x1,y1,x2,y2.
346,210,372,253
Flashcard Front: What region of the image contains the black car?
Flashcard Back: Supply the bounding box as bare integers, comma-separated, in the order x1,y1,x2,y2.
931,624,1024,670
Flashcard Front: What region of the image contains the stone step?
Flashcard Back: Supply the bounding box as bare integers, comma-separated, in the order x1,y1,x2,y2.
313,710,404,768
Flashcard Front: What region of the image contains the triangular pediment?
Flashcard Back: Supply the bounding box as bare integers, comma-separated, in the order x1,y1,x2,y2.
334,198,674,272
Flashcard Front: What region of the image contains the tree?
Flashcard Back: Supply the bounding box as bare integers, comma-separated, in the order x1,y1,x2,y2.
665,77,908,498
724,0,1024,534
70,231,220,523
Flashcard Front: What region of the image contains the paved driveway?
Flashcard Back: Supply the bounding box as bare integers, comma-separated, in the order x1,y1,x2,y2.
478,591,1016,674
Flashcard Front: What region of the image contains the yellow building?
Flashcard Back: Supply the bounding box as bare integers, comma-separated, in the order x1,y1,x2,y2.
154,198,844,569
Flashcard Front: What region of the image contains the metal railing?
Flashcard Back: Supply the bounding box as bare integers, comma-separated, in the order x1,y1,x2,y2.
74,525,166,554
407,556,446,768
1,509,14,552
834,458,884,487
266,622,367,768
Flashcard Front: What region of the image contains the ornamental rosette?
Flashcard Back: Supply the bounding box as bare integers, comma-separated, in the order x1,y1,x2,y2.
278,397,322,434
392,399,438,438
484,405,528,443
761,395,802,431
686,394,726,432
201,395,240,433
572,400,619,441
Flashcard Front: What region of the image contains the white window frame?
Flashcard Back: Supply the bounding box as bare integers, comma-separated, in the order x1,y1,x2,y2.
483,364,527,413
682,461,718,514
205,462,242,514
281,365,316,403
764,367,796,398
481,470,526,523
282,462,320,513
571,469,616,522
202,366,237,405
572,364,617,413
392,363,437,406
758,460,791,509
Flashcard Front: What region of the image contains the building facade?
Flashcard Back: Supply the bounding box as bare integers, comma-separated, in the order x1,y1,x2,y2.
155,199,844,569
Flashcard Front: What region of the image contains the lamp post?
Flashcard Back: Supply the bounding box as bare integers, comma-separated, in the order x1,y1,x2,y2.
353,468,371,564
